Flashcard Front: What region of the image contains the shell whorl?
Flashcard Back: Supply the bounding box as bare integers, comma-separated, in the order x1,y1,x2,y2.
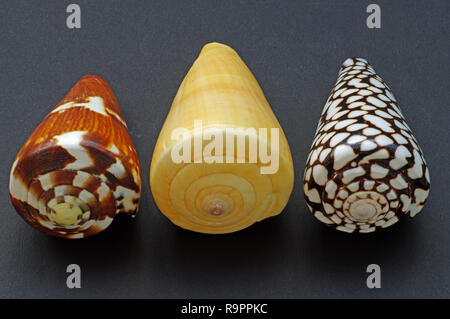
304,58,430,233
150,43,294,234
151,132,293,234
9,75,141,238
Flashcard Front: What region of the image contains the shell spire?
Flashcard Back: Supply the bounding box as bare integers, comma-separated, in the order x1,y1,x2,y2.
304,58,430,233
150,42,294,234
9,75,141,238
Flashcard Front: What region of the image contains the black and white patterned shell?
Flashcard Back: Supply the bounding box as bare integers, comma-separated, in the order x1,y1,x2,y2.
303,57,430,233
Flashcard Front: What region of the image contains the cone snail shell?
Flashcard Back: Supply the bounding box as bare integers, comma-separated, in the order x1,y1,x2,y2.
304,58,430,233
9,75,141,238
150,42,294,234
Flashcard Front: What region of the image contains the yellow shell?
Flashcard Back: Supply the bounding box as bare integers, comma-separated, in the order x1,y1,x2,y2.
150,42,294,234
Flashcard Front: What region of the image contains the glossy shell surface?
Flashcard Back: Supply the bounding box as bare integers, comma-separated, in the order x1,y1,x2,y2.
9,75,141,238
304,58,430,233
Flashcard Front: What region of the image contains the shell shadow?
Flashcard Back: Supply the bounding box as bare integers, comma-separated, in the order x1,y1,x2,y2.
165,210,288,280
299,205,422,284
41,213,140,272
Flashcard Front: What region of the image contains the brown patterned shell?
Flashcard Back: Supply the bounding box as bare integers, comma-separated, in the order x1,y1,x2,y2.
304,58,430,233
9,75,141,238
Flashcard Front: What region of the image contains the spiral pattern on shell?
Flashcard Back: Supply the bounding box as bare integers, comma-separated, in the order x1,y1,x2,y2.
151,130,293,234
303,58,430,233
9,75,141,238
150,42,294,234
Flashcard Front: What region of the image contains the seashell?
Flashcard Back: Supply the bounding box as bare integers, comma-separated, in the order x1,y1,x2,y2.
9,75,141,238
304,58,430,233
150,42,294,234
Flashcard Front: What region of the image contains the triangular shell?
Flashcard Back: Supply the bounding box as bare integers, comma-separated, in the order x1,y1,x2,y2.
9,75,141,238
304,58,430,233
150,42,294,234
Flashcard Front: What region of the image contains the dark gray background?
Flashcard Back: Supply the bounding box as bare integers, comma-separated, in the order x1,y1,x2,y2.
0,0,448,298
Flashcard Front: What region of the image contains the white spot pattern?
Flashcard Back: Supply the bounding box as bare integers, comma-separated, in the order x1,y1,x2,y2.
304,58,430,233
9,78,142,239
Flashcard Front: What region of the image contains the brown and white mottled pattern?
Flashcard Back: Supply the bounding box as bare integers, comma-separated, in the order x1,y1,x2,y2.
9,75,141,238
304,58,430,233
